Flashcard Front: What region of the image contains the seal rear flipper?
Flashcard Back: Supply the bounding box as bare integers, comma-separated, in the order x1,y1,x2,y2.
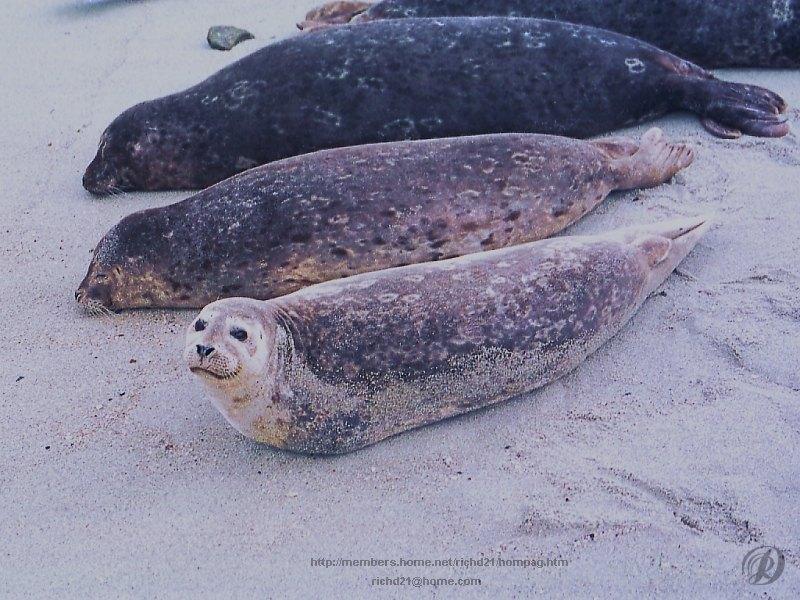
677,76,790,138
590,136,639,160
299,1,373,30
607,128,694,190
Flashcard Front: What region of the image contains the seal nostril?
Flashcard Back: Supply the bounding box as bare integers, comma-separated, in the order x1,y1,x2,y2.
196,345,215,358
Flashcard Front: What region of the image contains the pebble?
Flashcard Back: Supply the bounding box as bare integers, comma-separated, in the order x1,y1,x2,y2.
207,26,254,51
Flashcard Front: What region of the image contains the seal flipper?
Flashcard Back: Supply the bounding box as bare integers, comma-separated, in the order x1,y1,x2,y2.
299,1,373,30
590,137,639,160
604,128,694,190
676,76,789,138
700,118,742,139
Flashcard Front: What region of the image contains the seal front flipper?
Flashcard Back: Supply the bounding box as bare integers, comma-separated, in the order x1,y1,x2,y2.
676,76,790,138
600,128,694,190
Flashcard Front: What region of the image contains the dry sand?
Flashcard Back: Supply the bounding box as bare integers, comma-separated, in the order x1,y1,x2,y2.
1,0,799,597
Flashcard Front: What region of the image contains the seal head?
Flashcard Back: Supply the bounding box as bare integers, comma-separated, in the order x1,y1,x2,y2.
74,263,121,316
83,102,215,194
184,298,293,445
184,299,272,386
75,207,181,312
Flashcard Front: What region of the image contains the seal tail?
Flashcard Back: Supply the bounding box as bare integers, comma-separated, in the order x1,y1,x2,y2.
675,75,789,139
601,128,694,191
298,1,373,31
610,215,712,296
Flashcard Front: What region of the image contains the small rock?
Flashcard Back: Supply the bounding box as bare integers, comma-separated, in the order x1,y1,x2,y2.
15,376,24,382
207,26,254,51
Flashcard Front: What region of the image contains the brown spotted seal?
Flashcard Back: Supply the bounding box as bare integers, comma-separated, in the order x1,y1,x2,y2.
184,216,710,454
301,0,800,68
76,128,693,313
82,17,786,194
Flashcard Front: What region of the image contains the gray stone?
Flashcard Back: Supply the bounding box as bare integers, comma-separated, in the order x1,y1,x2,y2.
207,25,254,51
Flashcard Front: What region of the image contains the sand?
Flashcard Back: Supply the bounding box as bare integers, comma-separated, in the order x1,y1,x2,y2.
1,0,799,597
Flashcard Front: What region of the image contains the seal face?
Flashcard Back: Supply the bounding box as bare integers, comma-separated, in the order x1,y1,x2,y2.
303,0,800,68
82,106,214,194
76,129,693,312
185,217,710,455
84,17,787,194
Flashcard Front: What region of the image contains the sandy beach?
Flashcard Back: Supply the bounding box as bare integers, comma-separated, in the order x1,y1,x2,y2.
1,0,799,597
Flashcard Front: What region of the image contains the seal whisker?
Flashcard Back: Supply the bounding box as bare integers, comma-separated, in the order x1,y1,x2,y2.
106,185,125,198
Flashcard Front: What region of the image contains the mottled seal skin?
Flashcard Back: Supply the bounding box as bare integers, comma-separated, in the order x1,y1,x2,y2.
184,216,710,455
302,0,800,68
83,17,787,195
76,128,693,312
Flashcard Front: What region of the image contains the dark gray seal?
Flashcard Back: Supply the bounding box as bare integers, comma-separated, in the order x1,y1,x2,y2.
82,17,787,194
184,216,710,454
301,0,800,68
76,128,693,312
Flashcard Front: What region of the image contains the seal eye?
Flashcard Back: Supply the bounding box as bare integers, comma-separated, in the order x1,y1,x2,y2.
230,328,247,342
194,319,207,332
95,273,108,282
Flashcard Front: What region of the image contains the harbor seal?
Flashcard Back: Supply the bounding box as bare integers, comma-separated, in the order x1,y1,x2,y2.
76,128,693,312
82,17,787,194
184,216,710,454
301,0,800,68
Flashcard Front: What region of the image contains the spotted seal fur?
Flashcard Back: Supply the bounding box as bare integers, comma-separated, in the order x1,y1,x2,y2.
83,17,787,194
184,216,710,454
76,128,693,312
301,0,800,68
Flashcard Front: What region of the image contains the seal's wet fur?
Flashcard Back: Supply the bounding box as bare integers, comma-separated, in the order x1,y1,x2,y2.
304,0,800,68
77,129,693,311
185,218,710,455
84,17,786,194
